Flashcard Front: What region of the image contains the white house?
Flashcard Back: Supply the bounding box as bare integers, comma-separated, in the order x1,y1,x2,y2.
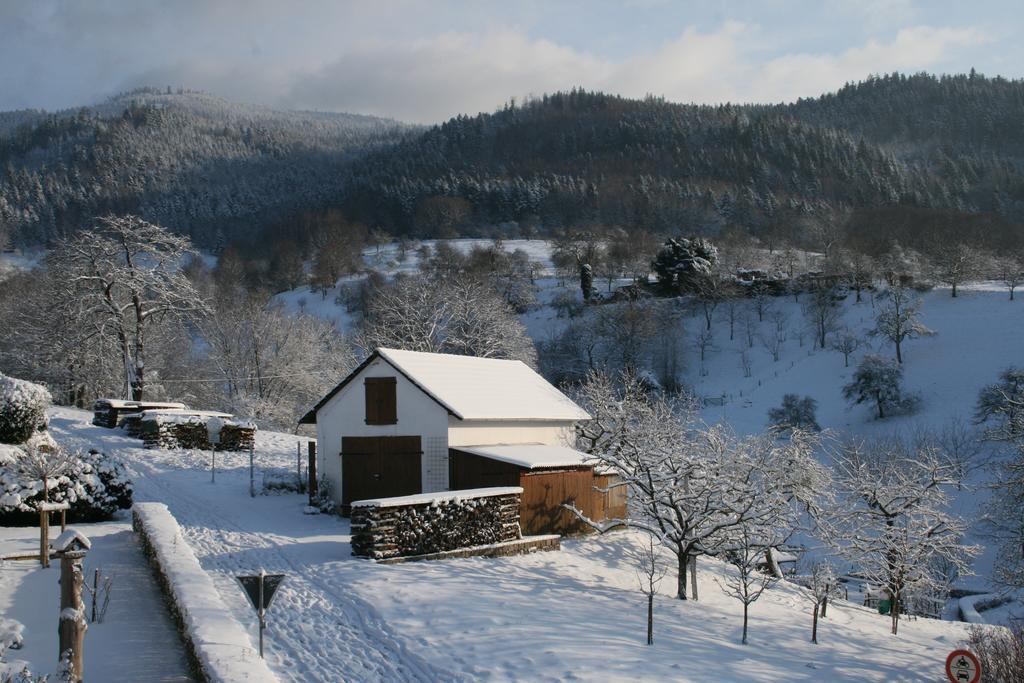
300,348,623,533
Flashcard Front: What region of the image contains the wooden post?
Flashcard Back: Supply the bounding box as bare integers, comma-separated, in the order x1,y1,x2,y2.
59,548,88,681
60,509,67,533
296,443,302,489
40,507,50,568
307,441,317,505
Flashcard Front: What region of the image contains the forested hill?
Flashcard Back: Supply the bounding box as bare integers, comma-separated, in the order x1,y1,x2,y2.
0,88,413,247
340,74,1024,243
3,74,1024,250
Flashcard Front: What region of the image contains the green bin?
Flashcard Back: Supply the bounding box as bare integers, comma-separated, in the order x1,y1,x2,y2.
877,599,891,615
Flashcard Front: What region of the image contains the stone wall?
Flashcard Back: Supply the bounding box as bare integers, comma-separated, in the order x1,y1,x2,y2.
351,488,523,560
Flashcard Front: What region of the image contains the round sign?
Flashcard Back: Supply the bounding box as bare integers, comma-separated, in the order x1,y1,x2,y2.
945,649,981,683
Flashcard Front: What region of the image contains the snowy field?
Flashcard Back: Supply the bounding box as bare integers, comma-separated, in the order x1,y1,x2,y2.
0,516,193,681
13,407,979,682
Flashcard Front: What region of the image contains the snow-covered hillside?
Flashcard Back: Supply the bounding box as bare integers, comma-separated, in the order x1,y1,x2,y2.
30,408,982,682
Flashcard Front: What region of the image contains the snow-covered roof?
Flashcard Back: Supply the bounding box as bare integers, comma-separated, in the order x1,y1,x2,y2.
379,348,589,421
351,486,524,508
456,443,593,470
94,399,186,410
303,348,590,423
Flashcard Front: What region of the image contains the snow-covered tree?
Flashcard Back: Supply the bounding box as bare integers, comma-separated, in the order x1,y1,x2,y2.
200,297,356,428
828,437,977,635
975,367,1024,440
869,285,933,364
652,237,718,294
842,354,909,420
48,215,210,400
360,274,538,366
768,394,821,433
573,372,828,600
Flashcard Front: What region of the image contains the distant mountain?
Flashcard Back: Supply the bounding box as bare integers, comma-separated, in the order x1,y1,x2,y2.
0,87,413,247
338,74,1024,245
3,74,1023,251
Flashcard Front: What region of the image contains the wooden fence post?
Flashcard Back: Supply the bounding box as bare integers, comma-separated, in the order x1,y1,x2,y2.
307,441,317,505
56,531,90,683
39,506,50,568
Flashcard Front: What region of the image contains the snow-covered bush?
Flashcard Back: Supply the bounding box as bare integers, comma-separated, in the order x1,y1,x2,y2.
768,394,821,433
0,374,51,444
842,354,918,419
0,446,133,525
966,623,1024,683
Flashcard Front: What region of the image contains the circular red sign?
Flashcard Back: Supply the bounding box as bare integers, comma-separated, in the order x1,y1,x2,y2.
945,649,981,683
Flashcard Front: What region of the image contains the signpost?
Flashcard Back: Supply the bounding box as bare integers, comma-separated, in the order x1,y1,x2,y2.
236,571,285,658
945,649,981,683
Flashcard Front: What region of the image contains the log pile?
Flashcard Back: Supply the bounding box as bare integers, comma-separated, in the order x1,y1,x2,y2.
217,423,256,451
139,414,256,452
351,490,522,560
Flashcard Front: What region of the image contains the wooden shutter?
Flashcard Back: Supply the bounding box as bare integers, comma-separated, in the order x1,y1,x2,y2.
364,377,397,425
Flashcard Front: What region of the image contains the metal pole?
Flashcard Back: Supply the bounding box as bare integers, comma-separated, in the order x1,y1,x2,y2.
296,443,301,489
249,444,255,498
258,570,265,658
211,448,216,483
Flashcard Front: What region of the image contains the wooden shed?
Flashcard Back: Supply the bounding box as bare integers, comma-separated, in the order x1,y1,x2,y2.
449,444,626,536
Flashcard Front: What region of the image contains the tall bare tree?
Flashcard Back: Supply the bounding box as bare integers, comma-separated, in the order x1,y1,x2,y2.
870,285,933,364
49,215,210,400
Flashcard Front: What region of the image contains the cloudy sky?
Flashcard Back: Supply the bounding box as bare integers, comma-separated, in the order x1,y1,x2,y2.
0,0,1020,123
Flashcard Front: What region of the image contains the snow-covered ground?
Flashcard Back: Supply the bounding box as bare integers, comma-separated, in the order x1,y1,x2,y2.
7,407,979,682
0,516,193,681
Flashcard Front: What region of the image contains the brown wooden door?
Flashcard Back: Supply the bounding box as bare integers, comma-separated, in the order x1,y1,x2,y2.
342,436,422,506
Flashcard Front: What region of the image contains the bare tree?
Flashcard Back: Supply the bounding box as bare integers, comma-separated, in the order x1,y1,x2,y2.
996,255,1024,301
13,439,77,504
760,310,788,362
931,243,981,298
829,328,862,367
805,561,839,644
828,437,978,635
802,285,842,349
869,285,933,364
715,523,781,644
48,215,210,400
636,535,667,645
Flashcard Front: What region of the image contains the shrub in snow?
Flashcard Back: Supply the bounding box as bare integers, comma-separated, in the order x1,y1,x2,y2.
975,366,1024,439
842,354,918,419
767,394,821,433
0,374,51,444
0,445,133,525
966,623,1024,683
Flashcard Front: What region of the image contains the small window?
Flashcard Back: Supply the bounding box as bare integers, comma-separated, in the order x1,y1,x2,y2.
364,377,397,425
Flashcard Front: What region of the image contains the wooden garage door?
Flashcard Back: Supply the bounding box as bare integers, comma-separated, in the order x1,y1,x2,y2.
342,436,422,507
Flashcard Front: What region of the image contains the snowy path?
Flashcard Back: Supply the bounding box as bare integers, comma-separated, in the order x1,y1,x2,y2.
49,409,458,683
0,520,194,682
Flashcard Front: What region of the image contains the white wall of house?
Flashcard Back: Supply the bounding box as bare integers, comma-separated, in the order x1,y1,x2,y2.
447,419,576,448
315,357,449,503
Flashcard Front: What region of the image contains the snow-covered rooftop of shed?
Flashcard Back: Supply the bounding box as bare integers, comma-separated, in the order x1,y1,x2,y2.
351,486,523,508
456,443,594,470
378,348,590,421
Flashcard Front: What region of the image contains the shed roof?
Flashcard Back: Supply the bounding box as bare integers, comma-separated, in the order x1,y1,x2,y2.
456,443,593,470
301,348,590,423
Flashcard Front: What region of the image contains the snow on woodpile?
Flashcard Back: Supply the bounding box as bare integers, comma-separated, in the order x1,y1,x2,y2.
454,444,590,469
132,502,278,683
139,410,255,451
378,347,590,421
351,487,524,559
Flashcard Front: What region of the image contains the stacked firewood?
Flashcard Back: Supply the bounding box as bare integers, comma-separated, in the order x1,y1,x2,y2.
217,423,256,451
351,491,521,560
